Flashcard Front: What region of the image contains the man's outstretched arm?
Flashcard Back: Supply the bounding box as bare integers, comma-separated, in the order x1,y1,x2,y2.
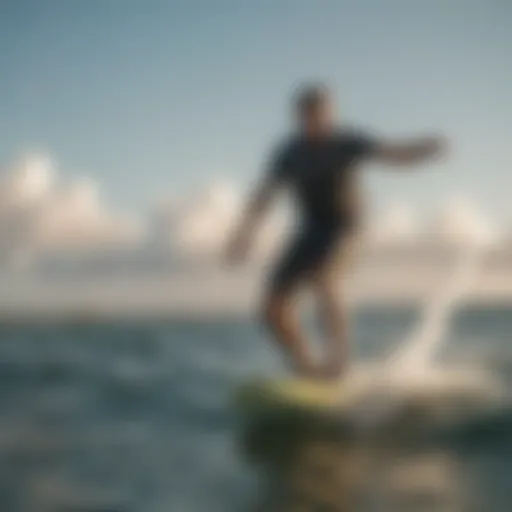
225,178,279,265
371,135,446,166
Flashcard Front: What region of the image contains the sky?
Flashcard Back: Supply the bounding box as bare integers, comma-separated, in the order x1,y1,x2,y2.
1,0,510,219
0,0,511,314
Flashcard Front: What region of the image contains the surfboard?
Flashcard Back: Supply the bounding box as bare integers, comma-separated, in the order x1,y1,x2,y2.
234,377,360,414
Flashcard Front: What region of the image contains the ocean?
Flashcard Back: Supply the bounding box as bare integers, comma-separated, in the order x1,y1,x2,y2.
0,304,511,511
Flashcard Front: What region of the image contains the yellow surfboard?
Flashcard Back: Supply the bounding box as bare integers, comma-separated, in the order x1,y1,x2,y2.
234,377,361,413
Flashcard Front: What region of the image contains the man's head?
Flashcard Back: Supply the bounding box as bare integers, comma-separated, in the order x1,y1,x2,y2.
294,84,334,137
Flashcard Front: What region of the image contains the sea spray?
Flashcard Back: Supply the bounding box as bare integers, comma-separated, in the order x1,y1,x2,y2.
388,247,480,373
342,243,501,430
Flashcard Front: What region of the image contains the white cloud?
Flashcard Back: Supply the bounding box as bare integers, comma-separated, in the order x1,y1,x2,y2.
0,154,142,269
35,177,142,250
369,196,501,250
171,181,241,257
0,153,55,209
0,152,281,275
149,181,288,262
427,196,500,248
370,202,418,243
0,152,510,315
0,152,505,280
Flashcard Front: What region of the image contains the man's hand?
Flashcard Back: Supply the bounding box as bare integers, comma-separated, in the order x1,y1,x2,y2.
422,135,448,160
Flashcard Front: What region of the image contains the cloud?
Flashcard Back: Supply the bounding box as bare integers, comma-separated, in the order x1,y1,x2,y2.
0,152,504,279
0,152,284,275
0,152,509,316
149,181,288,262
369,196,501,249
370,202,418,244
169,181,241,258
427,196,500,247
36,177,142,250
0,153,55,208
0,154,142,269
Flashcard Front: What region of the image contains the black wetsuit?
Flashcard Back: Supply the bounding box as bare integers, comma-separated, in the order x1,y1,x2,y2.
267,128,377,293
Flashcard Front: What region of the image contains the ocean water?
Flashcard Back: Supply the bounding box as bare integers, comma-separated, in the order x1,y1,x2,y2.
0,305,512,511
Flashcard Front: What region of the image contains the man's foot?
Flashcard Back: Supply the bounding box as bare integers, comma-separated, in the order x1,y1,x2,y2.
293,359,320,379
294,360,344,381
316,360,345,381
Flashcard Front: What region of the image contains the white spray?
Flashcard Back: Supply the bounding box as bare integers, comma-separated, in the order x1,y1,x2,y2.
388,246,480,374
344,240,497,426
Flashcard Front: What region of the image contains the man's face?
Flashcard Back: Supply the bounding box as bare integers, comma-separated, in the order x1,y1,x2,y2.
300,96,334,136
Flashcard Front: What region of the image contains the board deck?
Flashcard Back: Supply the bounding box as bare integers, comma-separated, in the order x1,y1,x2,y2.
234,377,361,413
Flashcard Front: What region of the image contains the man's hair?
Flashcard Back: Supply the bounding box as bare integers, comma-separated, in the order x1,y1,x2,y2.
294,83,329,114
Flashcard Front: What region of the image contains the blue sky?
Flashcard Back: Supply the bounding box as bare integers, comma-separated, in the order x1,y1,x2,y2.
1,1,510,218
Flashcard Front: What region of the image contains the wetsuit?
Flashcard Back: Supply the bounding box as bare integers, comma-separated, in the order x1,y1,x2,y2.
267,128,377,294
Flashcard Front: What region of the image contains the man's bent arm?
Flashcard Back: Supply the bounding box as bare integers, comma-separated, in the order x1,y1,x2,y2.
225,178,279,262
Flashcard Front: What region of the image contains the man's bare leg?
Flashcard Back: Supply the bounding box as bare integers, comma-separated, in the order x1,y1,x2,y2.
263,292,319,377
315,281,349,378
312,236,358,379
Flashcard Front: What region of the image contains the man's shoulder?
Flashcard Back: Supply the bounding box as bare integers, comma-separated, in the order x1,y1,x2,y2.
269,133,303,165
333,126,367,141
335,125,381,157
274,133,301,153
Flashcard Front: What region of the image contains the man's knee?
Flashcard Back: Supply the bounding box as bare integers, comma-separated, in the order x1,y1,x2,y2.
314,278,342,311
262,293,292,329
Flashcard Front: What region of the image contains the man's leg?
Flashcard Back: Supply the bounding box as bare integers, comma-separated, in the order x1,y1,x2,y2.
312,234,360,378
263,291,317,376
313,275,349,377
263,232,320,377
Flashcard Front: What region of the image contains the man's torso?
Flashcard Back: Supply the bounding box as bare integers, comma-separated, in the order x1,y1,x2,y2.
272,129,374,231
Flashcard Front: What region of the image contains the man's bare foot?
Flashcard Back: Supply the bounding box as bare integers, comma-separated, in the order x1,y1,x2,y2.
316,360,345,381
293,361,344,381
294,360,321,379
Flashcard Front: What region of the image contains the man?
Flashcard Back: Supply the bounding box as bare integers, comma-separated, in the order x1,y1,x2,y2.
226,84,446,379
